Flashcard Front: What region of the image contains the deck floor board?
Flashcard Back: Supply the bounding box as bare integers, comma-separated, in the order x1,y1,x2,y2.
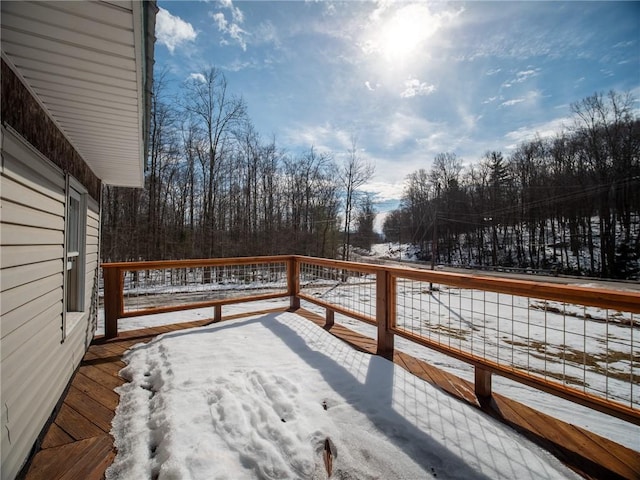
71,373,120,411
40,424,74,450
22,308,638,480
77,364,126,391
53,404,105,441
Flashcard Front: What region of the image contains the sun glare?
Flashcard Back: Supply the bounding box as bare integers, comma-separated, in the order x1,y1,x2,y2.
379,5,441,62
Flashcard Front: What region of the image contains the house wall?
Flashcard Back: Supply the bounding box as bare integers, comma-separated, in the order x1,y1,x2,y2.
1,130,101,477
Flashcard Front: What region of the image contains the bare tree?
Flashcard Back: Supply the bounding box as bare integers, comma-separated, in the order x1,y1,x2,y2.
341,136,374,261
182,68,247,257
353,194,377,251
571,90,638,277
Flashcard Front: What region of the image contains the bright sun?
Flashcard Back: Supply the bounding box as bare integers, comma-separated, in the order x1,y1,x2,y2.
376,4,444,63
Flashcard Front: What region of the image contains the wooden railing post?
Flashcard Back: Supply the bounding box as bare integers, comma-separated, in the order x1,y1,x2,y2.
214,304,222,323
325,309,335,329
376,269,394,360
475,366,492,403
103,267,123,339
288,257,300,310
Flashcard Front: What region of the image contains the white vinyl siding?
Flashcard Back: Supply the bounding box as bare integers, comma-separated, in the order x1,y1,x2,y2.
0,127,100,480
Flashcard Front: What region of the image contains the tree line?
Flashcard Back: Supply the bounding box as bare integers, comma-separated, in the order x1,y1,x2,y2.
383,91,639,279
101,68,375,263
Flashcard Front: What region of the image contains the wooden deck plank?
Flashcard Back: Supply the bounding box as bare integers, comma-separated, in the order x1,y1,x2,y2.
24,435,111,480
489,393,637,480
81,356,125,378
393,351,411,370
488,390,619,480
57,435,114,480
63,386,114,433
439,370,477,405
40,423,74,449
326,325,377,353
577,427,640,476
72,372,120,411
395,351,480,405
90,340,137,356
83,345,127,363
489,392,559,438
54,404,105,441
22,309,638,480
77,364,125,391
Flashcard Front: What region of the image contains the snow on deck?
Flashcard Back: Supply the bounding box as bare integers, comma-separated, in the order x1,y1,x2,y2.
106,310,579,480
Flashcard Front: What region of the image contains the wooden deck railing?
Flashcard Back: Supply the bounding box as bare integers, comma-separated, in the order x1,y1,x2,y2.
101,255,640,426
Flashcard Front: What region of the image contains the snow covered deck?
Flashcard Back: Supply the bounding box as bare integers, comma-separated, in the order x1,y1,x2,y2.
22,307,639,480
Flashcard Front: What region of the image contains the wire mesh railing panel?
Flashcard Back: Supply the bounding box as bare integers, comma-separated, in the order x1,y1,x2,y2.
392,276,638,411
298,261,376,322
121,261,289,313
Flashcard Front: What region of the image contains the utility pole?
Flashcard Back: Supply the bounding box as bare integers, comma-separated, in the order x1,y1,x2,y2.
431,210,438,271
430,210,437,291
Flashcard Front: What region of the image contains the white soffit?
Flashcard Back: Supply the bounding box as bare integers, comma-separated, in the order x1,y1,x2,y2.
1,0,146,187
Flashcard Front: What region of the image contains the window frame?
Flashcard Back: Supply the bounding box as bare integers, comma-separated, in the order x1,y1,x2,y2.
62,175,87,340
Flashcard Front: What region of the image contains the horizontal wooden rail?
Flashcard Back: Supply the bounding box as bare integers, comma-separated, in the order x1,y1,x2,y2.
294,255,640,313
102,255,293,271
294,255,382,274
298,292,376,326
390,267,640,313
120,292,290,319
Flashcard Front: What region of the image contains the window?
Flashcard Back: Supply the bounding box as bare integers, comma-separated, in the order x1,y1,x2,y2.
64,177,86,337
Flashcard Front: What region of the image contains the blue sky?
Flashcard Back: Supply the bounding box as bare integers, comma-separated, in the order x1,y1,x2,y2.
155,1,639,208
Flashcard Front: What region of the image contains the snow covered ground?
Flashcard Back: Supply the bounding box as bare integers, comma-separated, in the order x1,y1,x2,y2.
106,310,582,480
369,242,421,262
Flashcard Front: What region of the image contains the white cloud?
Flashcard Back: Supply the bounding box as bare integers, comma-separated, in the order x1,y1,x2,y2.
500,90,541,108
613,40,634,48
188,73,206,83
211,1,248,51
383,112,443,149
501,98,525,107
485,68,502,76
224,59,256,72
212,12,227,30
323,2,337,16
400,78,436,98
219,0,244,23
283,122,352,153
459,109,482,132
365,81,381,91
502,67,540,88
514,67,540,82
253,21,280,47
503,115,572,149
155,7,197,54
362,181,405,202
